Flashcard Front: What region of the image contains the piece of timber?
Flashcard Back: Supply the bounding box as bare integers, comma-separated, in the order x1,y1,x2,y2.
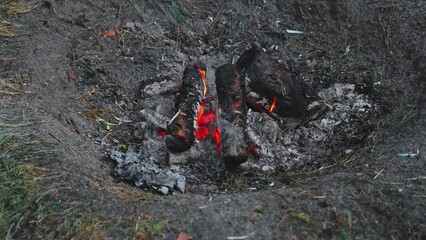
215,64,249,166
165,60,206,153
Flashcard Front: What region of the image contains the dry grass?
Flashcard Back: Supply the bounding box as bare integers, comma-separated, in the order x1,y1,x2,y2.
0,0,29,16
0,78,34,96
0,128,166,239
0,21,20,37
0,0,30,37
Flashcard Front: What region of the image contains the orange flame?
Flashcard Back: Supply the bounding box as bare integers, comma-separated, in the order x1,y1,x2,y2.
197,68,207,96
269,96,277,113
196,101,207,127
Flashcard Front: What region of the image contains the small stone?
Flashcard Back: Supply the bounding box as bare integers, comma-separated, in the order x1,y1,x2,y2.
283,136,292,146
159,186,169,195
261,165,274,172
345,149,354,155
134,22,143,30
124,22,137,32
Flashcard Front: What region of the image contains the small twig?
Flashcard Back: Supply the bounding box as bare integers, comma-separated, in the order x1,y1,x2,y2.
0,89,33,95
399,105,416,125
35,188,63,203
0,79,34,95
208,0,225,33
227,232,255,240
373,169,384,180
311,195,326,199
128,0,141,12
407,176,426,181
376,181,404,185
0,90,20,95
31,173,63,182
87,0,109,13
0,122,34,128
413,195,426,198
123,73,136,84
48,133,62,143
314,4,326,24
408,49,426,69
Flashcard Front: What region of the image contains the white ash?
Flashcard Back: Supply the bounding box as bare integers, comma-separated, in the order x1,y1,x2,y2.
111,145,186,194
245,83,375,171
140,109,168,129
140,97,175,115
142,80,180,97
318,83,356,102
220,119,246,158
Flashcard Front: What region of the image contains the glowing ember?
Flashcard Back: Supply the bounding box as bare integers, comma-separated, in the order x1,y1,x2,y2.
194,126,209,140
249,144,260,160
195,100,215,141
195,101,207,127
198,68,207,96
212,127,221,151
158,129,166,138
269,96,277,113
197,111,215,125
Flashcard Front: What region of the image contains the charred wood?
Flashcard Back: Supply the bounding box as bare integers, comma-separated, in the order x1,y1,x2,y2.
215,64,249,166
237,45,324,122
165,60,206,153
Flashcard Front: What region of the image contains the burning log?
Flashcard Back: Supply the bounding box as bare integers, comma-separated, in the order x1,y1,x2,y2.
165,60,207,153
215,64,249,165
237,45,325,124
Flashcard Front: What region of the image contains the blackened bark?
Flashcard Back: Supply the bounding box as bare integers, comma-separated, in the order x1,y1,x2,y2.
165,60,206,153
238,46,320,119
215,64,249,165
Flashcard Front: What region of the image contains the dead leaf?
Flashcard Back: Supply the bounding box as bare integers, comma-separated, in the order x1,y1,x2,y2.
295,212,311,223
101,28,116,38
177,232,192,240
90,87,97,95
68,70,77,80
306,58,317,68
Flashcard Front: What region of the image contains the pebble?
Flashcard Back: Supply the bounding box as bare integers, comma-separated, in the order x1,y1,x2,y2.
262,165,274,172
345,149,354,155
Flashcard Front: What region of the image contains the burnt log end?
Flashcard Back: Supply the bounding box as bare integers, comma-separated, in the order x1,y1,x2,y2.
239,46,321,119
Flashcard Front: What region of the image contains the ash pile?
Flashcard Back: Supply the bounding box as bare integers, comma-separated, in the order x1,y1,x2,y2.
110,45,376,194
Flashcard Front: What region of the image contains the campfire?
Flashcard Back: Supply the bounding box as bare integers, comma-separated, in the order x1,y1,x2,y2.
111,45,374,194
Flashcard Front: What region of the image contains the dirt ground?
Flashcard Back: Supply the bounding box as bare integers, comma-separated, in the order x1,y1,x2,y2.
1,0,425,239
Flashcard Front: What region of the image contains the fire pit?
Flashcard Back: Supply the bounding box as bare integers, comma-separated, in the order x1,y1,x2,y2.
110,45,376,195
